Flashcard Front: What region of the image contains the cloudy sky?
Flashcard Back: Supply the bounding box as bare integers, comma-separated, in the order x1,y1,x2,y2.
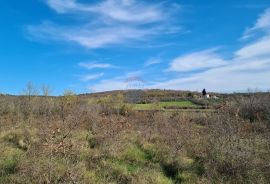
0,0,270,95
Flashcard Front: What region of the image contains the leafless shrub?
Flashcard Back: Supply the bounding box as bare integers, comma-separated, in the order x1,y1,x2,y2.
234,91,270,124
96,93,134,116
201,112,270,183
0,87,269,183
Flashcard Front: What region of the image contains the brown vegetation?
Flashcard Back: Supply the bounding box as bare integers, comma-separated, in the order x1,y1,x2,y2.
0,87,269,183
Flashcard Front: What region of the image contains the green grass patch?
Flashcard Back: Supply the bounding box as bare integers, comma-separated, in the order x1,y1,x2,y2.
0,128,38,151
133,100,201,110
0,147,23,176
120,144,148,164
159,100,198,107
133,103,159,110
109,159,141,174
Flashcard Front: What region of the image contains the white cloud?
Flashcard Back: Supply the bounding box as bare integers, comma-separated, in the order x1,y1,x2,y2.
68,26,155,48
125,70,144,78
154,8,270,92
27,21,157,49
79,73,104,81
153,57,270,92
90,78,127,92
254,8,270,30
90,38,270,92
242,8,270,39
83,8,270,93
91,51,270,92
27,0,179,48
27,21,63,40
46,0,77,13
47,0,165,23
90,70,146,92
79,62,113,69
168,49,226,72
145,57,162,67
235,36,270,59
254,8,270,29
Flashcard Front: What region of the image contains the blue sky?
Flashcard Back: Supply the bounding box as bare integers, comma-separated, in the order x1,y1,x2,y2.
1,0,270,95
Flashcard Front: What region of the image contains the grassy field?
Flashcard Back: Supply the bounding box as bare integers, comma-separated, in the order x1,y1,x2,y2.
132,100,201,110
132,103,158,110
159,101,199,108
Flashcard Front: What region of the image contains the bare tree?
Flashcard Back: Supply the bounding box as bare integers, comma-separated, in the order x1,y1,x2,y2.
20,82,38,123
24,82,38,101
42,84,52,97
40,84,53,124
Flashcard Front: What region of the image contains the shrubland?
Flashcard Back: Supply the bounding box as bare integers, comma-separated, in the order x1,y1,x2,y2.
0,87,269,184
